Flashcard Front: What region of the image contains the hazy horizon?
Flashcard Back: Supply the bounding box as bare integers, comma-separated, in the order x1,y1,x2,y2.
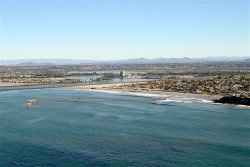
1,0,249,60
1,56,249,61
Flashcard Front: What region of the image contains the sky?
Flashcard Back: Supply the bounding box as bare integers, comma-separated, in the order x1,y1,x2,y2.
0,0,249,60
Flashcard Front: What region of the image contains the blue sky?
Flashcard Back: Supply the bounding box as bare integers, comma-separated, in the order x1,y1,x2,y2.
1,0,249,60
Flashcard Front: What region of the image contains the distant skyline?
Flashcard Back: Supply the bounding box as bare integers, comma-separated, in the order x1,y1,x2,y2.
1,0,249,60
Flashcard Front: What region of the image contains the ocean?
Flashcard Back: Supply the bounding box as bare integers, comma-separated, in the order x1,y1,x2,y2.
0,88,249,167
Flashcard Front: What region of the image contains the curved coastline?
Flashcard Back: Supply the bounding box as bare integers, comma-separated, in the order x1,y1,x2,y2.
72,83,250,108
1,81,249,108
71,84,222,105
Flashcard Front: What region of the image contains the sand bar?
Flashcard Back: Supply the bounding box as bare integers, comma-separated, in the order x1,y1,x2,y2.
72,82,222,100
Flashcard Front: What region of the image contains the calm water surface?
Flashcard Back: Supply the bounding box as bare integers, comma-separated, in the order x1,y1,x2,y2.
0,88,249,167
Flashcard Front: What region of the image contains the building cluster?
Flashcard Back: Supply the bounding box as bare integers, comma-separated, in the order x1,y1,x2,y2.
123,76,250,97
1,62,250,77
0,78,87,85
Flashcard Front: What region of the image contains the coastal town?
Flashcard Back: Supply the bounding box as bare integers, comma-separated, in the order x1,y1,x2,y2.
1,62,250,105
1,62,250,84
117,76,250,97
1,1,250,166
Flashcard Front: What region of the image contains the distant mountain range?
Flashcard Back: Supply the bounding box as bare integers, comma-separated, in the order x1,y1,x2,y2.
0,59,103,66
15,62,56,66
0,57,249,66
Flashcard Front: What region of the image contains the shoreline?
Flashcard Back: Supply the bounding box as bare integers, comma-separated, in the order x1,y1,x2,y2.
72,82,222,101
72,83,250,108
1,82,249,107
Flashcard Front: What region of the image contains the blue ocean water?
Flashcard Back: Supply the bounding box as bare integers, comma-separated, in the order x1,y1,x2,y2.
0,88,249,167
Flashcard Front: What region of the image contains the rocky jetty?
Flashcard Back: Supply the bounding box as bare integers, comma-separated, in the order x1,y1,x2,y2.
214,96,250,106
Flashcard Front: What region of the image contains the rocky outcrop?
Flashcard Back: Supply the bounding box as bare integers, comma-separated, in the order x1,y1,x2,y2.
26,98,39,106
214,96,250,106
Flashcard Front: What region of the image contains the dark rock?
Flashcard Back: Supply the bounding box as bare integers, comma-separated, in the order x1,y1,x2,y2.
214,96,250,106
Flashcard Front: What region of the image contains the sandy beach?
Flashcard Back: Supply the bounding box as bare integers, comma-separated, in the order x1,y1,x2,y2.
72,82,222,101
72,82,147,91
0,82,26,86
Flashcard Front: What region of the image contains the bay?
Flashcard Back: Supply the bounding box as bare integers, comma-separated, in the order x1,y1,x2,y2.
0,88,249,167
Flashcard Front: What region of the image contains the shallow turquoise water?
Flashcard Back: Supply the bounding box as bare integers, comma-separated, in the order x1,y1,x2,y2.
0,88,249,167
